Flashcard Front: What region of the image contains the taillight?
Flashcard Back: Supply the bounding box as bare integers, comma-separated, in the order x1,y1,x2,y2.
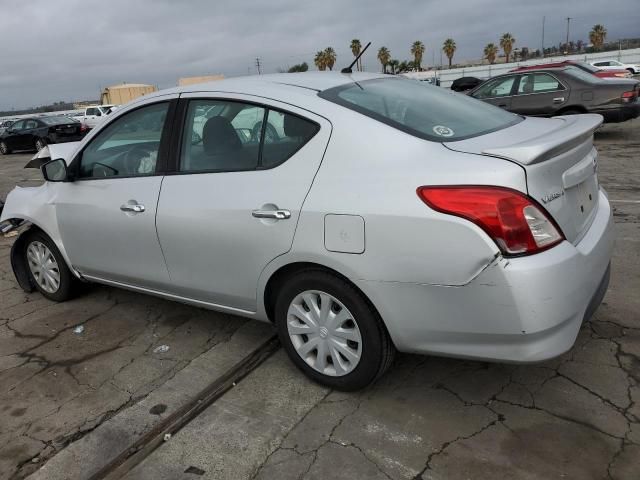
622,90,637,103
417,186,564,256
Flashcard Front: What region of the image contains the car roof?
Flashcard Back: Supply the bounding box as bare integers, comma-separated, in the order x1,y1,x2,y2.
143,72,387,102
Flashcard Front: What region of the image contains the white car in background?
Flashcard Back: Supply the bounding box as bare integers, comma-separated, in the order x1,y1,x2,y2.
591,60,640,75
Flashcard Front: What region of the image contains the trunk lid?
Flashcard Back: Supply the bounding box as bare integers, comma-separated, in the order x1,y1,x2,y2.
446,114,603,244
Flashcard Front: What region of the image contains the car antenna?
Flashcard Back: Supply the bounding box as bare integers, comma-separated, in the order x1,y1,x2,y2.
341,42,371,74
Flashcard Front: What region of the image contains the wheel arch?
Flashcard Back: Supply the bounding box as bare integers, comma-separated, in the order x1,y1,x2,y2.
556,105,588,115
262,261,390,340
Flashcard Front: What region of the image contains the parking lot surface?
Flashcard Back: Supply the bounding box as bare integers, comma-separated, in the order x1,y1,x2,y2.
1,120,639,479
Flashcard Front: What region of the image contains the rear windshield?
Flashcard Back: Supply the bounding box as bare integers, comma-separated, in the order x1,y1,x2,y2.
572,61,599,73
40,116,77,125
318,77,522,142
564,66,604,84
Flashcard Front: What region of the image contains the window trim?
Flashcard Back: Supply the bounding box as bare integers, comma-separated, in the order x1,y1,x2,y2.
168,97,320,176
69,100,177,182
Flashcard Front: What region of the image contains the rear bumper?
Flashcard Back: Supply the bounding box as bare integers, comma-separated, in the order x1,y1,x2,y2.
356,190,615,363
593,104,639,123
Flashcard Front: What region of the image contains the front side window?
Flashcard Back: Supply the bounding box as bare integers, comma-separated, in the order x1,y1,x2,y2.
517,73,564,94
320,77,520,142
10,120,24,131
472,76,517,99
78,102,168,179
180,100,318,172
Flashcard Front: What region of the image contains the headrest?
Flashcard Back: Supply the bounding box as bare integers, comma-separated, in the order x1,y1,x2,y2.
203,116,241,155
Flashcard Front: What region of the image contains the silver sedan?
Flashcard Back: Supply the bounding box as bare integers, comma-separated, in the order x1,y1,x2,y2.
0,73,614,390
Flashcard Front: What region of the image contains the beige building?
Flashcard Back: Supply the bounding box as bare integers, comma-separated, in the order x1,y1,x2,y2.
178,75,224,86
101,83,158,105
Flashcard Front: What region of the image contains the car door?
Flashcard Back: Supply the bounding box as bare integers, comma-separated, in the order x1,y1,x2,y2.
470,75,517,110
21,119,40,149
510,72,568,116
54,98,177,290
155,95,331,311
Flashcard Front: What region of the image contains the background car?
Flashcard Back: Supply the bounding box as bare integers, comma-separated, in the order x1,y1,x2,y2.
0,115,84,154
591,59,640,75
470,66,640,122
512,60,631,79
450,76,485,92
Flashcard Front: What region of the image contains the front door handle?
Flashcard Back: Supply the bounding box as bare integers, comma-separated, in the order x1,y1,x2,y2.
252,209,291,220
553,97,565,104
120,203,145,213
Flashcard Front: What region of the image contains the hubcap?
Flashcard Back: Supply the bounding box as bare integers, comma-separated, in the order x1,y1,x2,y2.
26,241,60,293
287,290,362,377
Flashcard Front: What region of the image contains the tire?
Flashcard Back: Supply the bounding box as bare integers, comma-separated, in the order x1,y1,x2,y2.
0,141,10,155
274,269,395,391
23,230,79,302
35,138,47,152
627,68,635,75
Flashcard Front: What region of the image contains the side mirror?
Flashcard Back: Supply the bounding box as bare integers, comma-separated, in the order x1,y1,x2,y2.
41,158,69,182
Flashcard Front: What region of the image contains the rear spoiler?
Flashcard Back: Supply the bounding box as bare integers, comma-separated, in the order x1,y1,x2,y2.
482,114,603,165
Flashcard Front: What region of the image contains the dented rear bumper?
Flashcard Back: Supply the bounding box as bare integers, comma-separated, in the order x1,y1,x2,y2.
354,189,614,362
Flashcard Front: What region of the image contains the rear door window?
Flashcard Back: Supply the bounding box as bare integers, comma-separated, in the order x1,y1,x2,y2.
180,99,319,172
516,73,564,94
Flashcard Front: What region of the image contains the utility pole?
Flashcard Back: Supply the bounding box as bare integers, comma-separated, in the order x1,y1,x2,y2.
565,17,572,53
541,16,545,57
255,57,262,75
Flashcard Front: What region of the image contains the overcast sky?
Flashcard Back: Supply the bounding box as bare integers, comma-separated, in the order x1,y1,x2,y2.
0,0,637,110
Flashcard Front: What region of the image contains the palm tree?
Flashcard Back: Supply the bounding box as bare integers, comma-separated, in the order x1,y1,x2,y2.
314,51,327,71
377,47,391,73
350,39,362,71
500,33,516,63
410,41,425,70
324,47,337,71
388,59,400,74
484,43,498,64
589,24,607,50
442,38,456,68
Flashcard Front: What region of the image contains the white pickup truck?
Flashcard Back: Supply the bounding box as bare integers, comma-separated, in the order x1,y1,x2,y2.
73,105,117,129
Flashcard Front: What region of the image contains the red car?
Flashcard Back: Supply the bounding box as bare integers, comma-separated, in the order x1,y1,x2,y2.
512,60,631,79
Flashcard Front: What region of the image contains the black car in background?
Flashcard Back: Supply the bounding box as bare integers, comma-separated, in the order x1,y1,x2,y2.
468,66,640,123
0,116,85,155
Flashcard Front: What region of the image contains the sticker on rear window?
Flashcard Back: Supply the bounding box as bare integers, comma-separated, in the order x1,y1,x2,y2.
433,125,454,137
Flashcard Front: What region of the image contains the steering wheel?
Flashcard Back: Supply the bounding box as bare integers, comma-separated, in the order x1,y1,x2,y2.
123,144,154,174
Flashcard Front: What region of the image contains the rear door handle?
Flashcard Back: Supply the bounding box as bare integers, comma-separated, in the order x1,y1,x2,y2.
120,203,145,213
553,97,565,104
252,209,291,220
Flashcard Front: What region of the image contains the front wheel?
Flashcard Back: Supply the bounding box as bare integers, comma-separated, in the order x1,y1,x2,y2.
0,141,10,155
275,270,395,390
24,231,80,301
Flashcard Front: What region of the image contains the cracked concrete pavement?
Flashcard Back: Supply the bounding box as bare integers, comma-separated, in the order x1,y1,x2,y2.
1,119,639,479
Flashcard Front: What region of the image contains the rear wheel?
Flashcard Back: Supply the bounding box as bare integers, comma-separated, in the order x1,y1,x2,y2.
0,141,10,155
24,231,79,302
275,270,395,390
35,138,47,152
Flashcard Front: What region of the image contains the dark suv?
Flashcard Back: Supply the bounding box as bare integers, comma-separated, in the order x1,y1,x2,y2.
469,66,640,123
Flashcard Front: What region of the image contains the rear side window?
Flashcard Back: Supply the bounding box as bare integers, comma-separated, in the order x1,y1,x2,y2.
180,99,318,173
517,73,564,94
319,78,521,142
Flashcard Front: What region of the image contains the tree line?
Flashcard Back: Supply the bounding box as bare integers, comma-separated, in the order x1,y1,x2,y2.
285,24,614,74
